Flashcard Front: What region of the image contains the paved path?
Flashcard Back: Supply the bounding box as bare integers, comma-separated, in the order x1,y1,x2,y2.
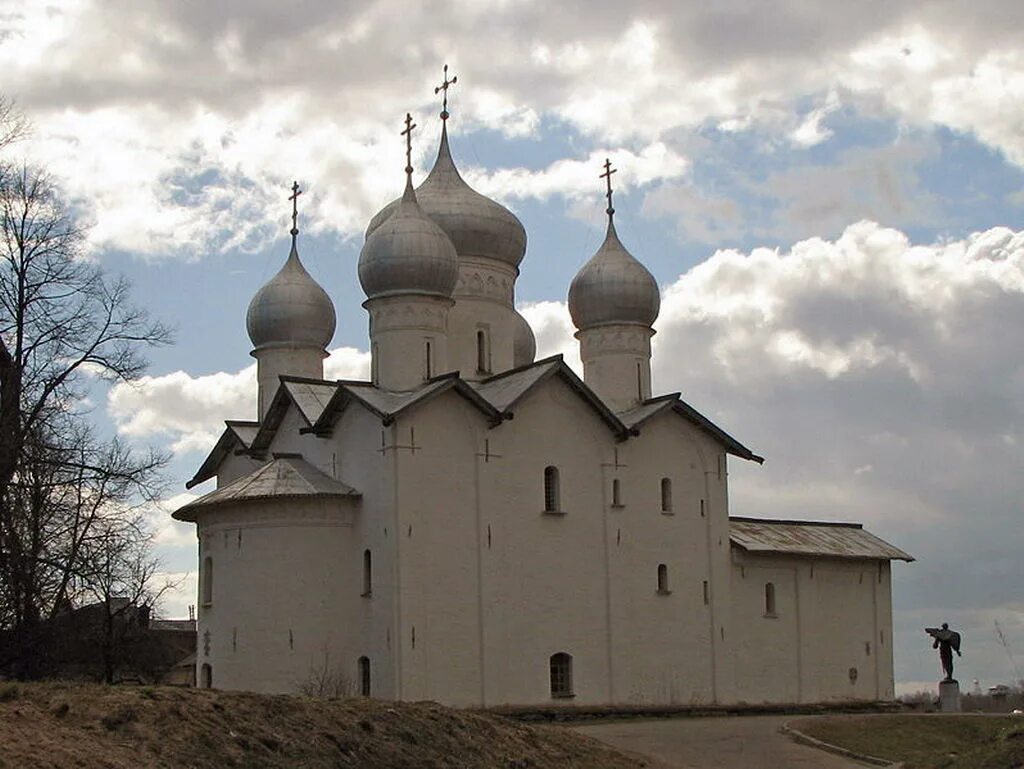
575,715,870,769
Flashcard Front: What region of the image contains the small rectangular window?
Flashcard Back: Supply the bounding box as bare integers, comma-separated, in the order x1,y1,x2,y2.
702,580,709,605
660,478,672,512
611,478,623,507
550,652,573,698
362,549,372,597
543,466,561,513
764,582,777,617
657,564,670,594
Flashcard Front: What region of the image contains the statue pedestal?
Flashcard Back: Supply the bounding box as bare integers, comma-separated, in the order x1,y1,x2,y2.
938,679,961,712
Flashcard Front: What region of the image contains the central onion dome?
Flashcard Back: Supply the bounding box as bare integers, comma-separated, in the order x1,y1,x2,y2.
359,178,459,300
568,218,660,331
247,241,336,350
365,124,527,269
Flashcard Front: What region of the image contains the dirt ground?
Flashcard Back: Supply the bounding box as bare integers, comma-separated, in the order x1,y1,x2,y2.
0,681,646,769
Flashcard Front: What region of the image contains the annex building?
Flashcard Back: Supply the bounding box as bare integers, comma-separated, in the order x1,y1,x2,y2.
174,85,912,707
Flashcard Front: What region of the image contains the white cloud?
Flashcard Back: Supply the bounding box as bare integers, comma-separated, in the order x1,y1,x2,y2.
472,143,689,206
108,347,370,455
6,2,1024,258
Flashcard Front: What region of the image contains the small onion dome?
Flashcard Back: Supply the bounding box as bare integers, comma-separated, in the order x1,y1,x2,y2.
568,219,660,330
358,180,459,300
365,123,527,269
247,242,336,350
512,309,536,367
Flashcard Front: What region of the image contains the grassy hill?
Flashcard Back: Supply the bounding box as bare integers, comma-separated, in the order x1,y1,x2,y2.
793,713,1024,769
0,682,646,769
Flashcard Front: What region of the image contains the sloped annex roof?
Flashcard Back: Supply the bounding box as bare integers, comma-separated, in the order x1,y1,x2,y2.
174,454,359,522
185,420,260,489
729,517,914,561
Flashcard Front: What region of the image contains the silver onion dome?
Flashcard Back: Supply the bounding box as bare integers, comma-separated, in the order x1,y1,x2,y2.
512,309,536,367
365,123,527,269
247,242,336,350
568,218,660,331
359,180,459,300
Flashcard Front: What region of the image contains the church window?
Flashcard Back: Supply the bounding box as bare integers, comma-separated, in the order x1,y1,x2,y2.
200,663,212,689
477,329,491,374
611,478,623,507
660,478,673,512
549,652,573,698
703,580,709,605
201,557,213,607
764,582,776,617
424,340,433,379
362,550,372,597
358,656,371,697
543,466,560,513
657,564,670,594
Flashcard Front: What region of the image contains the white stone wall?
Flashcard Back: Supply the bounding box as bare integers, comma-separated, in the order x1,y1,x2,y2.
729,552,895,703
198,379,897,707
194,498,358,694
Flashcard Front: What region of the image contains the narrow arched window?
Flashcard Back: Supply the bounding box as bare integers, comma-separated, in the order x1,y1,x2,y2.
200,663,212,689
549,652,573,698
477,330,491,374
201,556,213,607
543,466,560,513
358,656,371,697
424,340,433,379
362,549,372,597
660,478,672,512
611,478,622,507
636,360,643,399
765,582,776,616
657,564,669,593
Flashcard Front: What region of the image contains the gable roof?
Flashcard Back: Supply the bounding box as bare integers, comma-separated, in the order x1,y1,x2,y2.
729,516,913,561
186,420,260,490
471,355,630,437
187,358,762,489
174,453,359,522
619,393,763,464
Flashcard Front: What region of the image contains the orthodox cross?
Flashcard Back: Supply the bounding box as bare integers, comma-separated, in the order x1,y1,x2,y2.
600,158,617,218
476,438,503,463
379,426,420,455
435,64,458,120
288,180,302,238
401,112,417,177
601,446,627,469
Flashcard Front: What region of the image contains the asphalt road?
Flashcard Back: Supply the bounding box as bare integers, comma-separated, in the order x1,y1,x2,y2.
575,714,869,769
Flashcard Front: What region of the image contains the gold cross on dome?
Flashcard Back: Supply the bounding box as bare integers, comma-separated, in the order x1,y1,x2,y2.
288,181,302,236
600,158,617,218
401,113,417,177
434,64,458,120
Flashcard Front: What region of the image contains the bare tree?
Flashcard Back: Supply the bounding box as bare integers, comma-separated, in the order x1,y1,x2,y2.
0,99,174,678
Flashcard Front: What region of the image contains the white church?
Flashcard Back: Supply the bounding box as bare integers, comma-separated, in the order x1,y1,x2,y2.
174,83,912,707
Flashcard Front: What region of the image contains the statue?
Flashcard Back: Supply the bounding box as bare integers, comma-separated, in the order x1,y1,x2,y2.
925,623,962,681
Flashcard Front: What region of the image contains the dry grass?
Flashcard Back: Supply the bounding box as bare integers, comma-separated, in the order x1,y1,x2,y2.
0,682,646,769
792,713,1024,769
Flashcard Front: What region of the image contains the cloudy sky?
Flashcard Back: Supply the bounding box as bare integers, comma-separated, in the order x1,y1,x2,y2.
3,0,1023,694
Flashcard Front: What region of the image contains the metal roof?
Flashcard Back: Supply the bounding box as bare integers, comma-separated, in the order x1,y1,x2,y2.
282,380,338,425
729,517,913,561
174,454,359,521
